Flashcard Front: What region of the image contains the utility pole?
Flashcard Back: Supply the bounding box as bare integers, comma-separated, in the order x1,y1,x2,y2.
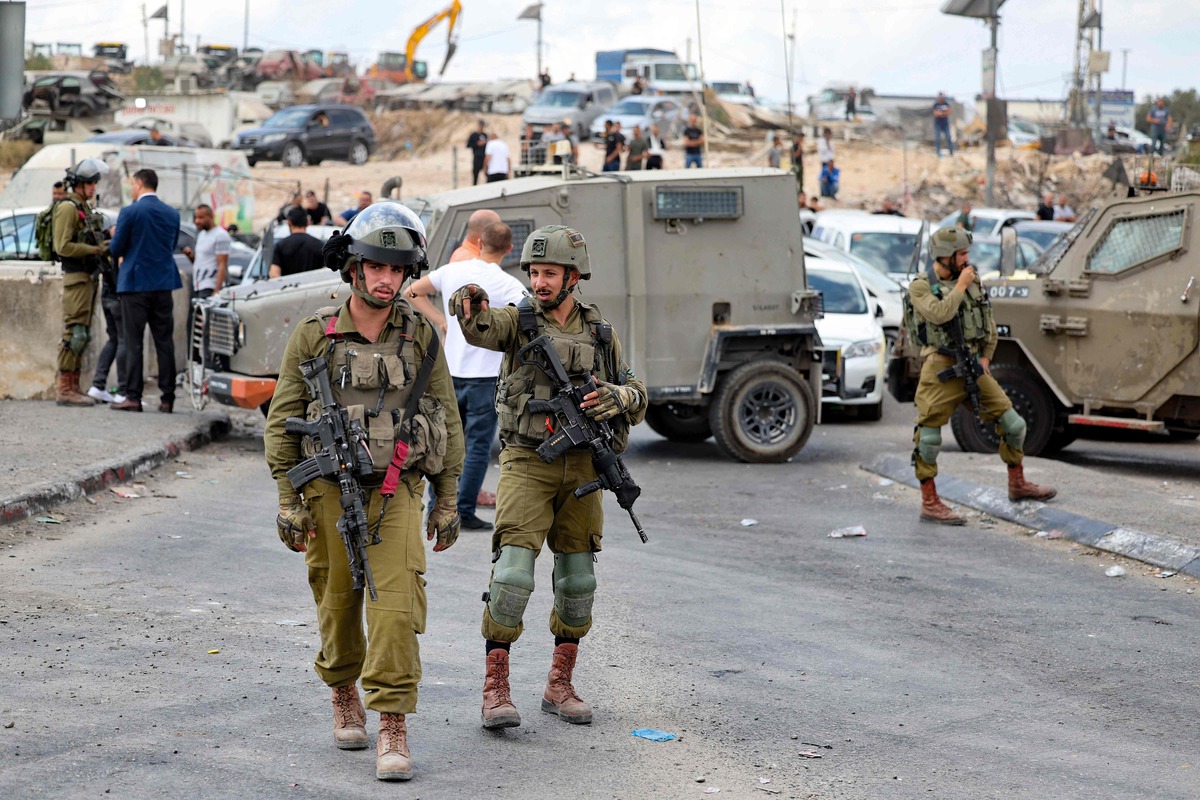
1121,47,1129,90
985,4,998,206
181,0,186,51
142,4,150,67
694,0,709,164
243,0,249,53
1093,0,1103,131
780,0,793,133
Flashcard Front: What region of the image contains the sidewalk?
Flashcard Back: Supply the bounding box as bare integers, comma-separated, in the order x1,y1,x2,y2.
2,399,230,524
865,452,1200,578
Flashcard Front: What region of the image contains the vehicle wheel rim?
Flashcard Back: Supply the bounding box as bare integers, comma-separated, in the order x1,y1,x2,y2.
351,143,367,164
284,146,301,167
737,381,797,445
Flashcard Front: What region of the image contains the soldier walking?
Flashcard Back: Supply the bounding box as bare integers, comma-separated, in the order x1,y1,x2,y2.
907,228,1056,524
265,201,464,782
51,159,111,406
450,225,647,729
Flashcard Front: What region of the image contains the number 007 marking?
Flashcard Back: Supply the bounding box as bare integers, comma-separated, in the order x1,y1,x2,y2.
988,285,1030,299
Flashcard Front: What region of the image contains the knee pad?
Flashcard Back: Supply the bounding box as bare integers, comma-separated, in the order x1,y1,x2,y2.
487,546,536,629
68,324,90,356
997,408,1026,451
916,426,942,465
552,552,596,628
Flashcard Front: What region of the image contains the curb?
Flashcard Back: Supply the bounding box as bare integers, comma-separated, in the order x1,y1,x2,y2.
863,455,1200,579
0,412,232,526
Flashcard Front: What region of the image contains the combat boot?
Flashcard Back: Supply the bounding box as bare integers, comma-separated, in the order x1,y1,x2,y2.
55,371,95,406
541,643,593,724
919,479,966,525
330,684,367,750
376,713,413,781
481,648,521,729
1008,464,1057,502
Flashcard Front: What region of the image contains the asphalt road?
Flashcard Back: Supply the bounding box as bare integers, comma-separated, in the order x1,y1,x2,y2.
1,398,1197,800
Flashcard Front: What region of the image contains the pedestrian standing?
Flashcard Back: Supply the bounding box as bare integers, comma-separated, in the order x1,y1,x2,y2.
1146,98,1171,156
451,209,501,263
603,121,625,172
932,92,954,157
817,127,835,167
907,228,1057,525
467,120,489,186
540,69,551,89
1036,192,1054,221
955,201,974,231
790,130,806,191
819,159,840,199
767,134,783,169
265,201,465,782
109,169,182,413
1053,194,1076,223
846,87,857,121
406,222,528,530
646,124,665,170
303,190,331,225
683,113,704,168
50,160,110,406
625,125,649,170
270,207,325,278
484,133,511,182
450,224,647,731
183,204,231,301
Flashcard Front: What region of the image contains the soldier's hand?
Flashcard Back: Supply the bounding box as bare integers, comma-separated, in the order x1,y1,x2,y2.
978,356,991,374
585,381,641,422
96,240,110,257
956,265,976,291
276,499,316,553
426,496,460,551
449,284,489,320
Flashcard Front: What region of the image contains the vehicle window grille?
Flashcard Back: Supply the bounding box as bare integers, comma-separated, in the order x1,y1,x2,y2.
205,308,239,356
1087,209,1186,274
501,219,535,269
653,187,743,220
1034,207,1095,275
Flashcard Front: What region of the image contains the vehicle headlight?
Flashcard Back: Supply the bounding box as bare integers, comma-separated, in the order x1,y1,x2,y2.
842,338,882,359
261,132,286,144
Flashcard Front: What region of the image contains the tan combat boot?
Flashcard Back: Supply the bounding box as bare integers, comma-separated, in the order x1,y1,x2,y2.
482,648,521,729
55,371,95,406
1008,464,1057,502
376,713,413,781
541,643,593,724
920,479,966,525
331,684,367,750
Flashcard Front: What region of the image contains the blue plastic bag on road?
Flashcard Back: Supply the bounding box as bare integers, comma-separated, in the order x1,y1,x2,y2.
631,728,677,742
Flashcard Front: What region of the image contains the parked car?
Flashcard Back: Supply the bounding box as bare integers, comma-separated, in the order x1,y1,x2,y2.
1011,219,1072,250
87,129,199,147
935,206,1035,238
588,96,683,141
0,205,118,259
239,221,339,283
232,104,376,167
160,54,220,87
711,81,757,107
297,77,386,107
523,81,618,141
811,210,924,283
127,117,213,148
1098,124,1155,154
804,237,902,350
806,255,887,420
1006,117,1043,148
197,44,238,67
256,50,325,83
970,235,1044,279
22,71,123,117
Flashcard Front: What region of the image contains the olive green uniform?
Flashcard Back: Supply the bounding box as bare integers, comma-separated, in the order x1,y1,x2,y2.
265,299,464,714
908,272,1022,481
459,299,646,643
52,192,105,372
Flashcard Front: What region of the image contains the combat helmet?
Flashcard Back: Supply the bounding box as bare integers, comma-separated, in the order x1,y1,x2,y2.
520,224,590,309
328,200,429,309
931,227,972,260
64,158,109,187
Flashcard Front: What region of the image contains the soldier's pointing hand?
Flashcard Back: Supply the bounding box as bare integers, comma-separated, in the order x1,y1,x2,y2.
449,284,490,320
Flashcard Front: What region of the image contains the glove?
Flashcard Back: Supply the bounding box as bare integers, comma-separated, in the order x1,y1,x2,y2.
426,496,460,552
586,381,641,422
322,231,352,271
448,284,489,319
276,498,316,553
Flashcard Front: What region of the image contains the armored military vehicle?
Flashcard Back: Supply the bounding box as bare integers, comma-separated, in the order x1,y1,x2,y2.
192,168,832,462
889,189,1200,455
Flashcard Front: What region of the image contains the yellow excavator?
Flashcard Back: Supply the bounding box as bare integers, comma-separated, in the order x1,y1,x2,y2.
370,0,462,85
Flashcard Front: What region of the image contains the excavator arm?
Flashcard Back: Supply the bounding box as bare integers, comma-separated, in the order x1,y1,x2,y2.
405,0,463,82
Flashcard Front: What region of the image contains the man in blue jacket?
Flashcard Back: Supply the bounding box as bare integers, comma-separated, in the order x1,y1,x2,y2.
109,169,182,412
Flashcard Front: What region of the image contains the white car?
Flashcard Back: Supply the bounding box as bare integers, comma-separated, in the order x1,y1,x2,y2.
240,222,340,283
588,96,684,141
806,255,886,420
711,81,757,107
804,237,902,349
811,210,924,283
935,207,1035,238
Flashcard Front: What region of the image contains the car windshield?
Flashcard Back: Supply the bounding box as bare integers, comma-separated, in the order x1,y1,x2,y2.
653,63,697,81
264,108,315,128
534,91,583,108
848,232,918,275
609,100,650,115
969,242,1002,273
1018,229,1064,248
712,82,742,94
0,213,36,257
807,269,868,314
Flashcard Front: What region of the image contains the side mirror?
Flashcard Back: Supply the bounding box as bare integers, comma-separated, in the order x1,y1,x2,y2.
999,227,1018,277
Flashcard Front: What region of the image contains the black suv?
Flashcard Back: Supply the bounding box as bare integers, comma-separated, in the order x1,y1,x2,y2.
233,104,376,167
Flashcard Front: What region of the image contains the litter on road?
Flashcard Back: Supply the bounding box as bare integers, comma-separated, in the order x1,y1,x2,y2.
798,750,824,758
740,519,758,527
632,728,677,742
1105,565,1127,578
828,525,867,538
35,516,62,524
110,486,141,499
207,649,220,654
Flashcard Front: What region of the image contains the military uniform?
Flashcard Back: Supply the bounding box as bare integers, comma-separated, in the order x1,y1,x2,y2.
907,228,1056,524
51,183,108,405
453,224,647,730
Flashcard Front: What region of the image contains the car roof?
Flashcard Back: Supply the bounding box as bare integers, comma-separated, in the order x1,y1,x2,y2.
814,211,924,234
804,255,855,275
1013,220,1072,231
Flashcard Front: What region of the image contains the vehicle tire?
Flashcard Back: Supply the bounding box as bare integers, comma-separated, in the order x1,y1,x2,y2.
709,361,815,463
260,398,271,417
883,327,899,353
281,142,305,168
348,140,369,166
1166,427,1200,441
1041,426,1077,455
246,156,257,167
306,156,323,166
645,402,712,443
857,401,884,422
949,365,1055,456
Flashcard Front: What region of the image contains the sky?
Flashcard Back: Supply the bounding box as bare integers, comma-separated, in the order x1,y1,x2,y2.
16,0,1200,104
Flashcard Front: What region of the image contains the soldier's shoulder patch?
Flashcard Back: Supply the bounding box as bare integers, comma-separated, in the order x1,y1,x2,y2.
566,229,585,247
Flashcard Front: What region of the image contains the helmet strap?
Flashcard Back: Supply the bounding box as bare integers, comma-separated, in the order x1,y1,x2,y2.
348,258,396,310
535,269,578,311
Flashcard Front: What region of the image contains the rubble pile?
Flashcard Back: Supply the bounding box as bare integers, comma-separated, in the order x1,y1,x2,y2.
368,109,482,161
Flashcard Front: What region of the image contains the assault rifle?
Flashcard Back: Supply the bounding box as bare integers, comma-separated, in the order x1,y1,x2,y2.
936,310,984,416
283,356,380,599
516,335,648,544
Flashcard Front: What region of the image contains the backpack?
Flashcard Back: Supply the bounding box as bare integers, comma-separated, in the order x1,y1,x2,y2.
35,199,81,262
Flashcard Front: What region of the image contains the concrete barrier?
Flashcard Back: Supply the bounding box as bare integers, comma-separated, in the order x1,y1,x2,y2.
0,263,191,400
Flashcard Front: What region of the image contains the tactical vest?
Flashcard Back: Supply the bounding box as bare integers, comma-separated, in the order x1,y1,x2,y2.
302,306,448,478
53,197,104,274
902,269,990,351
496,299,630,453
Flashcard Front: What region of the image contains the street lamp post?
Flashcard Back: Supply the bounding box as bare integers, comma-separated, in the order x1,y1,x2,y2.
517,3,543,78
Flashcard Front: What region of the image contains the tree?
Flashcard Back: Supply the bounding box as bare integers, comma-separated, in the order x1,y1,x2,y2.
24,54,51,71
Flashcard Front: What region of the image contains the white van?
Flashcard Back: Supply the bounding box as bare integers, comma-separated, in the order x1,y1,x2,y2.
811,210,924,283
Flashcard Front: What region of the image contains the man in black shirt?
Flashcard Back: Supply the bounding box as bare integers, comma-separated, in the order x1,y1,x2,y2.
269,207,325,278
1036,192,1054,221
603,121,625,172
467,120,488,185
683,113,704,168
302,190,331,225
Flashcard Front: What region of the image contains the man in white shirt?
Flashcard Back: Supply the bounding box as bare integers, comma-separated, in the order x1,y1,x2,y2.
407,222,528,529
817,127,835,167
484,133,511,183
183,204,232,300
1052,194,1076,223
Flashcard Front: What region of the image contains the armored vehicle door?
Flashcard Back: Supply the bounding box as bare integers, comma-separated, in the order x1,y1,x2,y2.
1058,198,1198,403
